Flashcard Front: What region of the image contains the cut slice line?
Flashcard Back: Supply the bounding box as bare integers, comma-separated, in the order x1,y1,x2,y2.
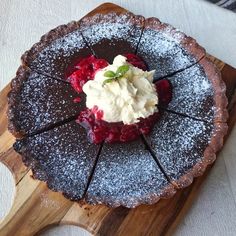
141,111,226,189
82,142,104,199
153,54,206,82
140,134,173,184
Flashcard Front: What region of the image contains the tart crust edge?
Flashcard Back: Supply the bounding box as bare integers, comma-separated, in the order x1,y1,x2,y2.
21,21,81,66
144,17,206,63
8,66,32,138
170,58,228,188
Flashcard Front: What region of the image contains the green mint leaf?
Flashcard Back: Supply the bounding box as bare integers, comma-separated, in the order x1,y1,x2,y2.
104,70,116,78
102,78,115,86
116,65,129,77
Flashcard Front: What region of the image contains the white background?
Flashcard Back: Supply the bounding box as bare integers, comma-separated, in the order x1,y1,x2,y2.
0,0,236,235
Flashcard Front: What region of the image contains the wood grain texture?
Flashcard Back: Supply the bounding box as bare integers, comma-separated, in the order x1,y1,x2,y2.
0,1,236,236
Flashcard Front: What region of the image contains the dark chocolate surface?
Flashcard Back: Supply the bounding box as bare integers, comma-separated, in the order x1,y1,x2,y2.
80,12,144,63
137,18,205,79
22,26,92,80
14,121,101,200
165,63,215,122
8,68,85,136
144,112,213,182
86,138,174,208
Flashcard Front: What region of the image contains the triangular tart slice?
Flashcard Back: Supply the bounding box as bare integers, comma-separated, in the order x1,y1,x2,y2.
8,66,85,138
161,57,228,122
21,21,92,80
85,138,176,208
14,121,101,200
143,112,227,188
137,17,205,79
79,11,144,63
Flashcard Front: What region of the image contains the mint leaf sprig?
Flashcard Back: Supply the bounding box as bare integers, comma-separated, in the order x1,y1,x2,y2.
103,65,129,86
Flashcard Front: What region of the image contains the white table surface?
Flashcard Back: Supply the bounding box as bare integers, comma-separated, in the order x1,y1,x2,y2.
0,0,236,235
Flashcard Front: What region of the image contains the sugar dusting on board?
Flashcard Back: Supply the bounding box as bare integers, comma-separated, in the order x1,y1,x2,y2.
40,192,61,209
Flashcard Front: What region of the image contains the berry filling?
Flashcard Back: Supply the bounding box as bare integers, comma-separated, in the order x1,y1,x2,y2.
92,105,104,120
77,109,161,144
67,54,172,144
68,55,108,93
155,79,173,106
123,53,148,71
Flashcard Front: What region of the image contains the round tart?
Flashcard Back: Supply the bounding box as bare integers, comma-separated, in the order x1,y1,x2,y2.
8,9,228,208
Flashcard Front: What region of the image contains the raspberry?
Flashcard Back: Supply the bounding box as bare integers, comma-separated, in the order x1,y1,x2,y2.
73,97,81,103
67,55,109,94
92,105,104,120
124,53,148,71
155,79,172,106
76,108,161,144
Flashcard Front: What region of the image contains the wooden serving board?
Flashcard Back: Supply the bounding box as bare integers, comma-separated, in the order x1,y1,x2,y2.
1,3,236,236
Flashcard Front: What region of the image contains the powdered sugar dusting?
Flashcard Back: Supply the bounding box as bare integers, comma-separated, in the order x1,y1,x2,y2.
10,72,85,135
81,13,139,43
40,192,61,209
80,13,143,62
29,30,91,79
14,121,100,200
167,63,214,122
86,139,169,207
145,112,213,181
157,24,185,44
137,28,196,79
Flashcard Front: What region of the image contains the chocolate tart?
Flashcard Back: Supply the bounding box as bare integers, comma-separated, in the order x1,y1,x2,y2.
8,66,85,138
8,8,228,208
14,121,101,200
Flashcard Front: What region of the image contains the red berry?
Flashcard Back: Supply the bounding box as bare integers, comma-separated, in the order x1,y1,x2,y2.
77,108,161,144
124,53,147,71
67,55,109,95
92,105,104,120
73,97,81,103
155,79,172,106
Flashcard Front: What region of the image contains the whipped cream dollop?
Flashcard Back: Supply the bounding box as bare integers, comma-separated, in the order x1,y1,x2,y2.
82,55,158,124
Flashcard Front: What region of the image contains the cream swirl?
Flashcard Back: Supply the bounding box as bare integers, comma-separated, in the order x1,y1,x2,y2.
82,55,158,124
